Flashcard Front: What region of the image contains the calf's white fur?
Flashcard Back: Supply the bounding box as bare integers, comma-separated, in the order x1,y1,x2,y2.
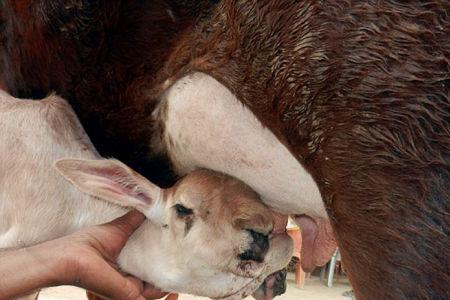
0,91,292,299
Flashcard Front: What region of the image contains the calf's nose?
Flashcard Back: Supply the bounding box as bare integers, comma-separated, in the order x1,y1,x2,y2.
239,230,269,262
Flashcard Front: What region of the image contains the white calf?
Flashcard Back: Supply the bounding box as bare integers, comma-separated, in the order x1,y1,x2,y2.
0,91,292,299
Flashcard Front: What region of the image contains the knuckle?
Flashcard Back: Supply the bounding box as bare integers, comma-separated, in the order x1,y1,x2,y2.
121,281,141,300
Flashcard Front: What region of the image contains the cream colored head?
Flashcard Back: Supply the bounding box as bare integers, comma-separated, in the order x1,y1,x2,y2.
55,159,292,299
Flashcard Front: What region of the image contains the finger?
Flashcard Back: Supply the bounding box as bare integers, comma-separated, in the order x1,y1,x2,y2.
104,210,146,238
81,264,146,300
143,283,170,299
165,293,179,300
126,275,145,292
86,291,106,300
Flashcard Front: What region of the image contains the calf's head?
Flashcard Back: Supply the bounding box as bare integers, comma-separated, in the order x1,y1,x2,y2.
55,159,292,299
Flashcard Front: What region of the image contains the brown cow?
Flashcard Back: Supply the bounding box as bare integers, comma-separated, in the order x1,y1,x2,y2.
1,1,449,299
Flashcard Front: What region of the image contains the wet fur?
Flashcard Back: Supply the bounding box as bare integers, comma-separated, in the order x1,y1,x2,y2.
1,1,450,299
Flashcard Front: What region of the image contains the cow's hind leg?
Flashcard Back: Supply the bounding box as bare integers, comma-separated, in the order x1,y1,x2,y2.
321,132,450,299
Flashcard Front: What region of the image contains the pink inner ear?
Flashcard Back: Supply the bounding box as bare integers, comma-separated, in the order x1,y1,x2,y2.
87,164,153,205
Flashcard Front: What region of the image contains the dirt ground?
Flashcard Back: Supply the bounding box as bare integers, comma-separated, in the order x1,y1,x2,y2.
39,273,352,300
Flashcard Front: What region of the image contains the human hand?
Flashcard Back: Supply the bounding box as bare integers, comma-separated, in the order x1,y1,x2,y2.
43,210,171,300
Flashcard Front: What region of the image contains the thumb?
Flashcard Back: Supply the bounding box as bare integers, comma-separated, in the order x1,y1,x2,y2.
98,210,146,256
104,210,146,238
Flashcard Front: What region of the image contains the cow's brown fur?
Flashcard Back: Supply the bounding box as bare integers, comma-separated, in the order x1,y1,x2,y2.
0,0,217,186
1,1,449,299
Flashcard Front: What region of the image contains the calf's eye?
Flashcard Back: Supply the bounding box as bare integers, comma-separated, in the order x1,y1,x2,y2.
174,204,193,217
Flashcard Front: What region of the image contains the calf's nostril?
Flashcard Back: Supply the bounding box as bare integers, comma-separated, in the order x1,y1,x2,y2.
250,229,269,253
238,230,269,262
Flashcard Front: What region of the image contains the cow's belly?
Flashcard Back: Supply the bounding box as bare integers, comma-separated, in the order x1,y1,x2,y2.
159,72,327,218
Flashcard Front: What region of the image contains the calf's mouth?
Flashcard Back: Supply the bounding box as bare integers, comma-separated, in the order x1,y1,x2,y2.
252,269,288,300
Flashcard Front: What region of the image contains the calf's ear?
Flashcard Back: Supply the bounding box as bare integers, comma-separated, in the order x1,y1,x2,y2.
54,158,161,214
